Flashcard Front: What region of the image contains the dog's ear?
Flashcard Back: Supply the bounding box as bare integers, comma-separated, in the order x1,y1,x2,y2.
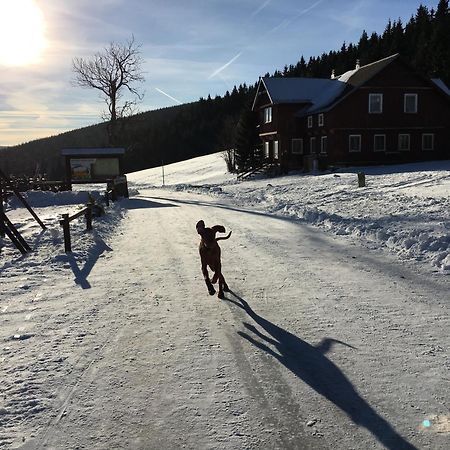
212,225,226,234
196,220,205,234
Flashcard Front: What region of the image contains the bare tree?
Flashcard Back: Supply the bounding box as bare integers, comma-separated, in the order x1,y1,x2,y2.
72,35,145,144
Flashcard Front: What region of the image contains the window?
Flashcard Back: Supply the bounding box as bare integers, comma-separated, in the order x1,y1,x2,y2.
273,140,279,159
422,133,434,151
264,141,270,158
404,94,418,113
349,135,361,152
398,134,410,151
318,114,324,127
264,106,272,123
320,136,328,154
369,93,383,113
307,116,313,128
291,138,303,154
310,137,316,154
373,134,386,152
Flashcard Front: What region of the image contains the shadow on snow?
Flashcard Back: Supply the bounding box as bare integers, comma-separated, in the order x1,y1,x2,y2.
225,292,417,450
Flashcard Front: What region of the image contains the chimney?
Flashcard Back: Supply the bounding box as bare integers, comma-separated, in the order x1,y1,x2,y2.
331,69,335,79
355,59,361,70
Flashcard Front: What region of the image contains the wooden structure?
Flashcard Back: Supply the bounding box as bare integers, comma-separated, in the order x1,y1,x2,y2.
59,206,93,253
252,54,450,171
61,147,129,197
0,168,46,254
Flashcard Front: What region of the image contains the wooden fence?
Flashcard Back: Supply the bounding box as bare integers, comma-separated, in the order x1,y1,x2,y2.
59,205,93,253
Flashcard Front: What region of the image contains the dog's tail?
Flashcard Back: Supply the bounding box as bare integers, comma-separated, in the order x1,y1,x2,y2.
216,231,232,241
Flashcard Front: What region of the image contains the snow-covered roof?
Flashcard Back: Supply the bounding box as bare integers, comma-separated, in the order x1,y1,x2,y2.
337,54,399,86
261,77,347,105
257,54,405,117
61,147,125,156
431,78,450,96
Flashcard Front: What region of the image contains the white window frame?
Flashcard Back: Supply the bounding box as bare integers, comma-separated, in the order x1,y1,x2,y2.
307,116,313,128
291,138,303,155
273,140,279,159
264,141,270,158
310,137,316,154
373,134,386,152
264,106,272,123
320,136,327,154
404,94,418,114
398,134,410,151
422,133,434,151
349,134,361,153
369,93,383,114
318,113,324,127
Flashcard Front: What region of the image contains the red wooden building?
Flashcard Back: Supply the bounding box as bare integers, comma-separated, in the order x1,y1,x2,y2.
252,54,450,171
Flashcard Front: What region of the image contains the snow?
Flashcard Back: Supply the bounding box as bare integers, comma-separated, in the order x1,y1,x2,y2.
129,154,450,275
1,152,449,449
262,77,347,105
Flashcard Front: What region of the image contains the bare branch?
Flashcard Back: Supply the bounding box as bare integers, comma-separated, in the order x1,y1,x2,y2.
71,35,145,144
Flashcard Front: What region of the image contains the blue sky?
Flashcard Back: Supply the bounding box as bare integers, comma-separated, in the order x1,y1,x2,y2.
0,0,441,146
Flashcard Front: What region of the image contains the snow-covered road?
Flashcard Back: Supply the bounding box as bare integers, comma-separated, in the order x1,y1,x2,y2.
2,188,449,450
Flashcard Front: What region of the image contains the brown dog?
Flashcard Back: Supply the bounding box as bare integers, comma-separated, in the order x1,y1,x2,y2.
196,220,231,299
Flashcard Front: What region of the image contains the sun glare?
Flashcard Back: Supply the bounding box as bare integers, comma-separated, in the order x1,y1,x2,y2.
0,0,46,66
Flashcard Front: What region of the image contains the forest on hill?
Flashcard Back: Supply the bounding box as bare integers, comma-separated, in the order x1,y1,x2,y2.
1,0,449,179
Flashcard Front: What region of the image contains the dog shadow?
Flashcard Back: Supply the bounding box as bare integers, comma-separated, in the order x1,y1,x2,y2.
225,292,417,450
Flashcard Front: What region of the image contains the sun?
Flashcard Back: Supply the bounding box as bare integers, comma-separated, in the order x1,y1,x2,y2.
0,0,46,66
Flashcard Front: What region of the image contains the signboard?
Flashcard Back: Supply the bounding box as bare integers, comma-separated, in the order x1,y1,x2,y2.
69,157,120,181
70,159,96,180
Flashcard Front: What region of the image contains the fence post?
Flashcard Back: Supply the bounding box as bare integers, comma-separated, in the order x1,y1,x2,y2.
0,178,4,238
60,214,71,253
85,205,92,231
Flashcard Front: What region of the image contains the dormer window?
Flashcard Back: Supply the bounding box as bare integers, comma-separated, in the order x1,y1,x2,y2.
264,106,272,123
369,94,383,113
404,94,418,113
307,116,313,128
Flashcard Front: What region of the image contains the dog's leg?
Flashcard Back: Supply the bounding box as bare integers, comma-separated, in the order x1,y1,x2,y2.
217,272,229,299
201,264,215,295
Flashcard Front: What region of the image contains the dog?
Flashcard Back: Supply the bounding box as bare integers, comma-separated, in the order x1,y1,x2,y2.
196,220,231,299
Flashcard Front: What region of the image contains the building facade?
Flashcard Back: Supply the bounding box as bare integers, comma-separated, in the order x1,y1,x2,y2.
252,54,450,171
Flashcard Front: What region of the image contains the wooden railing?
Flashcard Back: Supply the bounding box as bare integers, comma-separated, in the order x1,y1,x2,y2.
59,205,93,253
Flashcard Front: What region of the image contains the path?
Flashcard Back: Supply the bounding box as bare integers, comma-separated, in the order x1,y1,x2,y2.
2,189,449,449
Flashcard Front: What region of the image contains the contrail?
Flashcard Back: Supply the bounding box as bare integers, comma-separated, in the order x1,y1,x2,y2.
251,0,272,18
208,0,322,79
154,87,182,104
269,0,324,33
208,52,242,79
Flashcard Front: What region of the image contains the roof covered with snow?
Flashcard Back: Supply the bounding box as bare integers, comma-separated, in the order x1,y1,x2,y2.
337,53,399,86
61,148,125,156
261,77,347,105
431,78,450,96
258,54,409,117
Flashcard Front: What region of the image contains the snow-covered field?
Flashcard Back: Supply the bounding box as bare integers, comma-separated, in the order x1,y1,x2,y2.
1,153,449,449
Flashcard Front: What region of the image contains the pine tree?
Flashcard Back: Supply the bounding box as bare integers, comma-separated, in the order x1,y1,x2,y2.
234,102,260,172
430,0,450,84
